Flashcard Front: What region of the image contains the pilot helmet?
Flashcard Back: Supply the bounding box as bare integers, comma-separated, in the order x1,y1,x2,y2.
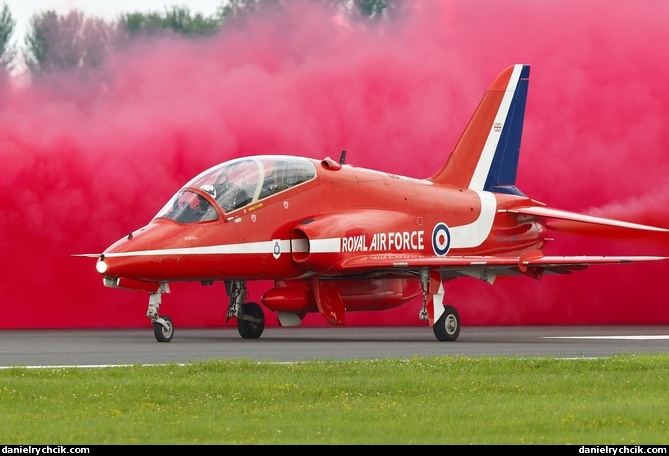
201,185,216,198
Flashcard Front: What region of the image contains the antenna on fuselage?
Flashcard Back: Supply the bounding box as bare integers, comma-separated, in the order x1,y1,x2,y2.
339,150,346,164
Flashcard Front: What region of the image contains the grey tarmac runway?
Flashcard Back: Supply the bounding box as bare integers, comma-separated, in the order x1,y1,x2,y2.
1,325,669,367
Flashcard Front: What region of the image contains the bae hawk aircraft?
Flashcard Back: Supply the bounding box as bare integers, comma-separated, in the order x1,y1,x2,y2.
78,64,669,342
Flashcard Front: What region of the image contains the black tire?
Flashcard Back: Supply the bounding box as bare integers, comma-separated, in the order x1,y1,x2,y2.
237,302,265,339
153,315,174,342
433,305,460,341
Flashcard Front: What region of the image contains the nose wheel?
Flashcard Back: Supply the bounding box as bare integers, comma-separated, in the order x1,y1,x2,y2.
152,316,174,342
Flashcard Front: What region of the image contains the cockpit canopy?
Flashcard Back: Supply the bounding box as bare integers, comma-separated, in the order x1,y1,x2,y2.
155,155,317,223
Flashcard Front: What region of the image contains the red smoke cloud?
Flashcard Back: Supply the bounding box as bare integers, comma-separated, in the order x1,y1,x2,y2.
2,0,668,330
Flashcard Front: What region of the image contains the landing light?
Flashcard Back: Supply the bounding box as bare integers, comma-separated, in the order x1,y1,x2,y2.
96,259,108,274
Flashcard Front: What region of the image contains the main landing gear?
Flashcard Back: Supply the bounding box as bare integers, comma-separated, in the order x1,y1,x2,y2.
432,305,460,342
225,280,265,339
418,270,461,342
145,280,266,342
144,276,457,342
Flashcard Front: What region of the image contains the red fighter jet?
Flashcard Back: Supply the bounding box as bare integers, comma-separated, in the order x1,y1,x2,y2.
79,64,669,342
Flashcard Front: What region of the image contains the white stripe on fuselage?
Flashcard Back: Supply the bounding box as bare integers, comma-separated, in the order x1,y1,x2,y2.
295,237,340,253
102,240,293,257
449,190,497,248
104,192,497,258
544,336,669,340
468,64,523,191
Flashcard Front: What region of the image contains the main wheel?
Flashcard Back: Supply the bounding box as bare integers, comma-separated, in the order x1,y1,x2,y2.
433,305,460,341
153,315,174,342
237,302,265,339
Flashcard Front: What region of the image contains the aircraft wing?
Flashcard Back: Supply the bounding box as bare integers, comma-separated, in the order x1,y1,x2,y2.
331,250,667,282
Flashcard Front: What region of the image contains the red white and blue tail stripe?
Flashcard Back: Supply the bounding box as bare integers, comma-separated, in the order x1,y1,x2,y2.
429,64,530,196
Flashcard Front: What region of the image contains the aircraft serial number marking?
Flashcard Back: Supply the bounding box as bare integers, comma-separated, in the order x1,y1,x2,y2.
341,231,425,252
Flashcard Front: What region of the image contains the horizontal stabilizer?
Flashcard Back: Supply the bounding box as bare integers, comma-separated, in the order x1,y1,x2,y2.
506,206,669,233
521,254,668,266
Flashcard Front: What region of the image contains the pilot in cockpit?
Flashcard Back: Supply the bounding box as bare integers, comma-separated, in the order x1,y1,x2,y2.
201,185,217,199
259,173,278,199
275,163,298,192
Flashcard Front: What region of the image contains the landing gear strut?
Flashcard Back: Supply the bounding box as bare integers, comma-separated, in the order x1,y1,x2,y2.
146,283,173,342
226,280,265,339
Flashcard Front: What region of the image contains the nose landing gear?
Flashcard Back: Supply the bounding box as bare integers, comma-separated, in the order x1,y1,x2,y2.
146,284,174,342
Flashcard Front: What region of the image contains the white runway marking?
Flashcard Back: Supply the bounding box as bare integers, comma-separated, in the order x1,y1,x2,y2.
0,364,174,370
544,335,669,340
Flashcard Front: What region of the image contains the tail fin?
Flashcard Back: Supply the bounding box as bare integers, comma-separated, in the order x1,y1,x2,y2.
429,64,530,196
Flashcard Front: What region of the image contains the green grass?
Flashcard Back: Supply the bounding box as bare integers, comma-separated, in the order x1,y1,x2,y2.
1,354,668,444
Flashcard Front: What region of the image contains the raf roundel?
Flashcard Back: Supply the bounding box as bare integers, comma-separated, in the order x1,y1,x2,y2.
431,222,451,256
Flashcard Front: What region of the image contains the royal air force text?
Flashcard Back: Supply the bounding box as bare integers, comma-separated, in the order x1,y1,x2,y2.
341,231,425,253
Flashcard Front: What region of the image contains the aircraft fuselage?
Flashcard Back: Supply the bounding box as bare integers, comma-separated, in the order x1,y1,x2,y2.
99,156,547,286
